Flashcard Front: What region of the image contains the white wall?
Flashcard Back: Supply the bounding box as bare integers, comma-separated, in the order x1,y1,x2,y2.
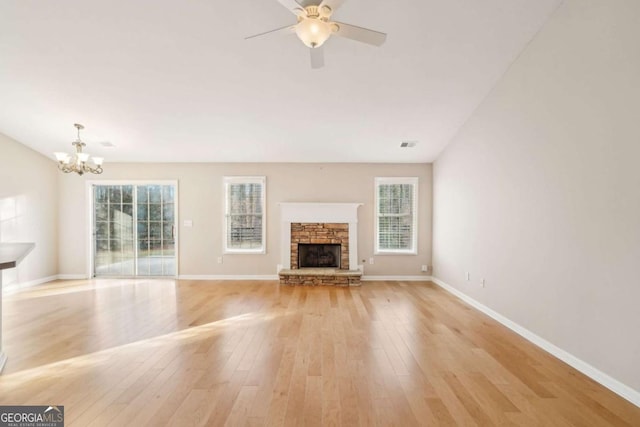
58,163,432,278
433,0,640,394
0,133,58,285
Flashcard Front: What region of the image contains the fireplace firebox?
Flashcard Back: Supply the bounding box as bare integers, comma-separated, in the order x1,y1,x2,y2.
298,244,341,269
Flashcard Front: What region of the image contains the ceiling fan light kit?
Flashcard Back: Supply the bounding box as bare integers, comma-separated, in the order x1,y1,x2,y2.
295,17,332,48
247,0,386,68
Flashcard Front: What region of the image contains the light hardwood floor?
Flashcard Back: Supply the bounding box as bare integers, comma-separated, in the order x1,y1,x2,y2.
1,279,639,426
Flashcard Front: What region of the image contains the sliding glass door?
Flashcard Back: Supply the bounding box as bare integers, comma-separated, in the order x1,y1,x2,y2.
135,184,176,276
93,185,135,276
92,183,176,277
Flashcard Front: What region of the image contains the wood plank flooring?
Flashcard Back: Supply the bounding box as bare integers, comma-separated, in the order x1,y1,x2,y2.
0,279,639,426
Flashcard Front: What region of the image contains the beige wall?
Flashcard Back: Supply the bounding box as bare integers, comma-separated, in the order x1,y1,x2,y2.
58,163,432,277
0,133,58,285
433,0,640,392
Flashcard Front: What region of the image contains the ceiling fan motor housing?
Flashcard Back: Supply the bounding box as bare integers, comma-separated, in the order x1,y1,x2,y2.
307,6,320,18
297,5,332,22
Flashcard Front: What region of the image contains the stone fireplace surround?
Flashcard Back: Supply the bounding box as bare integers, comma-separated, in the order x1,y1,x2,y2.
279,203,362,286
291,223,349,270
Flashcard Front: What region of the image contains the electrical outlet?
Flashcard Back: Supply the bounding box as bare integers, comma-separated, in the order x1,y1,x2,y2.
217,257,223,264
369,257,374,265
466,272,470,281
480,278,485,287
421,265,428,272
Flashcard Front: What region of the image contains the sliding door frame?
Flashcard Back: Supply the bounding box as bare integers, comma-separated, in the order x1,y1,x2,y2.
86,180,179,278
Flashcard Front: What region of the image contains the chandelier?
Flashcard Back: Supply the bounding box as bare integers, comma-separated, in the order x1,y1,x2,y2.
54,123,104,175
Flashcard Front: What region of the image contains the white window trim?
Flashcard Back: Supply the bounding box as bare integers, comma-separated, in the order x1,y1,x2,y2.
223,176,266,254
374,177,418,255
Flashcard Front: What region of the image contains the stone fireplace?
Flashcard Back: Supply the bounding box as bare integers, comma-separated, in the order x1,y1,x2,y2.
290,223,349,269
279,203,362,286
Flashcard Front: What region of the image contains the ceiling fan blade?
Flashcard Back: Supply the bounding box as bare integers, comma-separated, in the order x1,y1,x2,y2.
319,0,346,14
310,46,325,69
332,22,386,46
245,25,296,40
276,0,306,16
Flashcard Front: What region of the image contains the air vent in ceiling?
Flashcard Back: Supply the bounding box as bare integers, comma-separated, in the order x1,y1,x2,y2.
100,141,115,147
400,141,417,148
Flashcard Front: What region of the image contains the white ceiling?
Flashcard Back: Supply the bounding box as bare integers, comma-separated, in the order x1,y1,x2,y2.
0,0,562,163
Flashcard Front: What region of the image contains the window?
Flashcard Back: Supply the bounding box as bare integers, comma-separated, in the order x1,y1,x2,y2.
224,176,266,253
375,177,418,254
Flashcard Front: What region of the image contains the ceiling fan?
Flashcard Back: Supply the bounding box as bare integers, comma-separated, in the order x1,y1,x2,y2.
246,0,387,69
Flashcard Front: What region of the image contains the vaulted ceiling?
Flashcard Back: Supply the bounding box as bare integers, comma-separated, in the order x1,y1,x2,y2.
0,0,562,163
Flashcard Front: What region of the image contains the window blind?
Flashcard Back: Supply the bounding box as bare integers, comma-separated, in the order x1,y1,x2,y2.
224,177,265,252
375,177,418,253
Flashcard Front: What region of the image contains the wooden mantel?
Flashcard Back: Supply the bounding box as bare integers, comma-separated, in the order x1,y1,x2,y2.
0,242,35,373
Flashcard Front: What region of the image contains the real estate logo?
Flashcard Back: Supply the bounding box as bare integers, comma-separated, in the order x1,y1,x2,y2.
0,405,64,427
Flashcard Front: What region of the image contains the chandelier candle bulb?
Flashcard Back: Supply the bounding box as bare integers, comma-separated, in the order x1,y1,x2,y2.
54,152,68,162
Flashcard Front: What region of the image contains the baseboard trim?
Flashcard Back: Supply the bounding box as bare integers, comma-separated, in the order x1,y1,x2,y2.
4,274,434,285
361,275,432,281
180,275,433,282
2,275,59,294
430,277,640,408
57,274,87,280
178,275,279,281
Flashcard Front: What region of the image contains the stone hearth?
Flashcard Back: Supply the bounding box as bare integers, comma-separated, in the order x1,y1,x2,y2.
279,268,361,287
